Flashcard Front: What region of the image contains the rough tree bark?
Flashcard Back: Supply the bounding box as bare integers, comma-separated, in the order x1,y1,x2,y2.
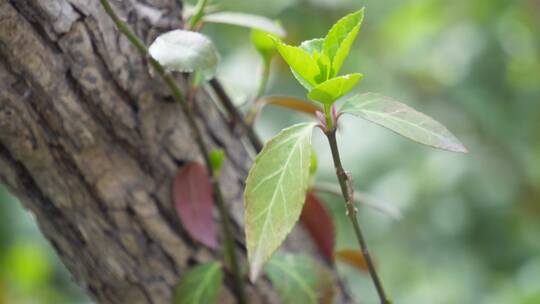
0,1,346,303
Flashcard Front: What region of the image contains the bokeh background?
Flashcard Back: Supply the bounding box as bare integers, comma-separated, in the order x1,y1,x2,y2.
1,0,539,303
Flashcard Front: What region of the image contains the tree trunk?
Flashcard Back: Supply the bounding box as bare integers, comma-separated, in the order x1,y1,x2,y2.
0,0,341,303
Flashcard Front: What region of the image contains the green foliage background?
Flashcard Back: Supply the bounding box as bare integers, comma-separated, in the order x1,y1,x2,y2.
1,0,538,302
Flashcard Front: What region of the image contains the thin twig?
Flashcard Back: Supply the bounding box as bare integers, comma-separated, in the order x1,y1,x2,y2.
325,129,391,304
99,1,246,303
187,0,208,29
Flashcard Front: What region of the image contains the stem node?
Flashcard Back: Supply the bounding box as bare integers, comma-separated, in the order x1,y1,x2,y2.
324,128,391,304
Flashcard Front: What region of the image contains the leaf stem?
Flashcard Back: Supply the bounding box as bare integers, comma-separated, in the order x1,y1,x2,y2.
99,1,246,303
255,59,271,100
324,104,334,130
324,128,391,304
188,0,208,29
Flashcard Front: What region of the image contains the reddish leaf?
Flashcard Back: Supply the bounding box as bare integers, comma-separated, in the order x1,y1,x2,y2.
261,96,321,116
300,192,335,262
334,249,369,273
173,161,217,249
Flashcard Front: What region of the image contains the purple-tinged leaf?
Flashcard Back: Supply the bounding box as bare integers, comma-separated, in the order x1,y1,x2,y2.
173,161,217,249
260,96,321,116
300,192,335,262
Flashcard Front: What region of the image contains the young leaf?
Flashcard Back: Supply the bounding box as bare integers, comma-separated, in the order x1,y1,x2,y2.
244,122,316,281
265,254,337,304
251,29,279,63
309,150,318,178
209,149,225,177
203,12,286,36
300,38,325,55
274,40,322,90
300,192,335,262
149,30,219,81
175,262,223,304
334,249,369,273
260,96,321,116
323,8,365,77
307,73,363,105
340,93,468,153
300,38,331,79
173,162,217,249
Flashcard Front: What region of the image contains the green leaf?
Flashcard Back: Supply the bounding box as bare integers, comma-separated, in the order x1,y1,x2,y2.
300,38,324,55
203,12,286,36
309,150,318,178
307,73,363,105
265,254,337,304
251,29,279,63
209,149,225,176
244,122,316,281
149,30,219,81
275,40,322,90
340,93,468,153
301,38,331,81
175,262,223,304
323,8,365,77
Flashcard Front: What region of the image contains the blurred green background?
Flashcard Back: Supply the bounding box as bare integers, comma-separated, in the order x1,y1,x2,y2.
1,0,538,303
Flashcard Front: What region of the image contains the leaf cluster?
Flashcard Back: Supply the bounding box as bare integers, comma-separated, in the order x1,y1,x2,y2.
245,7,468,287
274,9,365,105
